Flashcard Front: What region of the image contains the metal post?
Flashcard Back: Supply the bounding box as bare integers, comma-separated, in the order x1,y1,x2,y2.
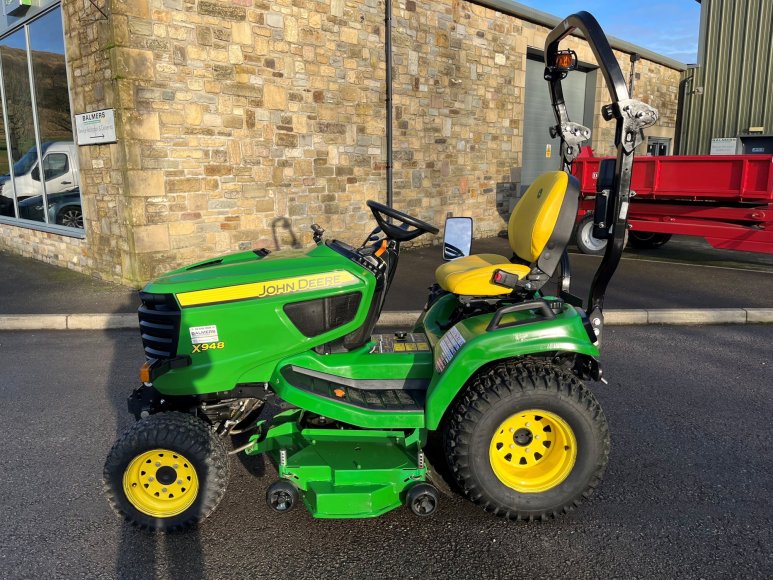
385,0,393,208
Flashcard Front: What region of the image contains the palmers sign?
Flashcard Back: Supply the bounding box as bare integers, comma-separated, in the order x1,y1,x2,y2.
75,109,117,145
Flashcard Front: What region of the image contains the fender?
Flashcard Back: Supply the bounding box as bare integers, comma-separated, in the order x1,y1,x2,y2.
422,303,599,430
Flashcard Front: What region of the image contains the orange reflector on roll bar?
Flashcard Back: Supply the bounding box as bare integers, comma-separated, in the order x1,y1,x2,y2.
556,53,573,68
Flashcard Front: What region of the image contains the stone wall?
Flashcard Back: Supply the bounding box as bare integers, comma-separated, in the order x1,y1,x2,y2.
1,0,682,286
106,0,390,283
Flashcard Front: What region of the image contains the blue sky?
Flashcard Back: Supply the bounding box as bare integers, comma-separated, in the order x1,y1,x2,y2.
515,1,701,63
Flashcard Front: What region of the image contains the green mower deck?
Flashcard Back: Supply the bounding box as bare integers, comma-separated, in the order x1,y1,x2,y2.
247,410,427,518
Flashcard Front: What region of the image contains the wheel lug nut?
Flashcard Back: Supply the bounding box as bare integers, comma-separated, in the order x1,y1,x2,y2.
148,477,154,482
526,448,530,453
155,462,161,467
535,435,540,440
162,488,167,493
173,464,178,469
509,444,515,449
177,480,183,485
526,422,531,427
509,428,515,433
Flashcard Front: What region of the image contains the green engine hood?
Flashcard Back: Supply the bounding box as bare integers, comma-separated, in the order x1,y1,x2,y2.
144,244,359,297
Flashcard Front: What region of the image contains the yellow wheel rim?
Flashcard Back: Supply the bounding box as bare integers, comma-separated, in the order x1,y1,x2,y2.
489,409,577,493
122,449,199,518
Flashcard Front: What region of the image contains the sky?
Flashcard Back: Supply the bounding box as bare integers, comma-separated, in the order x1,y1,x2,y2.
515,1,702,64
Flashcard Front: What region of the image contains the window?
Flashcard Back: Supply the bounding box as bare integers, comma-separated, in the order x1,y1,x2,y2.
647,138,671,157
33,153,69,181
0,5,81,232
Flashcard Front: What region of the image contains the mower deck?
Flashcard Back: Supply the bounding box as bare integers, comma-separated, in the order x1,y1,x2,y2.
247,410,426,518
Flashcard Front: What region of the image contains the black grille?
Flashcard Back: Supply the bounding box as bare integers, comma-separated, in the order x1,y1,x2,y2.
138,292,181,360
283,292,361,337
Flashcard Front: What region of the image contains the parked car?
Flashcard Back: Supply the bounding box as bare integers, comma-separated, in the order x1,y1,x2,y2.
0,141,80,204
0,193,12,217
18,188,83,229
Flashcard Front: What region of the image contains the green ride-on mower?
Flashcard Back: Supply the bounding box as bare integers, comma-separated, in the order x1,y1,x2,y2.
104,12,658,530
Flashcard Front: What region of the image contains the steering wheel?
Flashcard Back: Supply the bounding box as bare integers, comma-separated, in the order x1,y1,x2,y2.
366,200,439,242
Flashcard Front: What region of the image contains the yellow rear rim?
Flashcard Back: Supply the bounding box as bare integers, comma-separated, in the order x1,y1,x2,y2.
122,449,199,518
489,409,577,493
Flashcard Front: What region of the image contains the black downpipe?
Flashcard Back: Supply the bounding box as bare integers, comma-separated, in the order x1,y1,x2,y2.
385,0,393,208
628,52,640,96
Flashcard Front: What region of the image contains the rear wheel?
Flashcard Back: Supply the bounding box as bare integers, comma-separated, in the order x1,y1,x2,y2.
103,412,229,531
628,231,671,249
445,360,609,521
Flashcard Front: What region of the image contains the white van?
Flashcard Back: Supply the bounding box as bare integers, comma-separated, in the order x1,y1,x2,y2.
0,141,80,202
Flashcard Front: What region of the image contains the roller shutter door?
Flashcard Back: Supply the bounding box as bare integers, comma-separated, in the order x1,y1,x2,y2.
522,55,590,188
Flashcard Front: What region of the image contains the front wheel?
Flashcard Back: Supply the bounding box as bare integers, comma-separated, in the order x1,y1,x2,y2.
103,412,230,531
445,360,609,521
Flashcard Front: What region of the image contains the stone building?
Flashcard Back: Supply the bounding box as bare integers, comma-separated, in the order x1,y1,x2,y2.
0,0,684,286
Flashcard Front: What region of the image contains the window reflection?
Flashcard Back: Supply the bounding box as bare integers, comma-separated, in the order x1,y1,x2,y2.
0,28,41,218
0,7,81,230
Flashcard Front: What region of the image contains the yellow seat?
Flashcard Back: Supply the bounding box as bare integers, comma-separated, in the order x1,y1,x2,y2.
436,171,577,296
435,254,532,297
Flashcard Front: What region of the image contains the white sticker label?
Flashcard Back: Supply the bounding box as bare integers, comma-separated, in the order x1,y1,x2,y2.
189,325,219,344
436,326,466,373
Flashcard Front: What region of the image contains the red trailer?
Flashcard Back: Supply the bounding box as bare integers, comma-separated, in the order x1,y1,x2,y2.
571,147,773,254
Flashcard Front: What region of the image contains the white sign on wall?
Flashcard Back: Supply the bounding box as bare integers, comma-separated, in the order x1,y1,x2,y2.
709,137,740,155
75,109,117,145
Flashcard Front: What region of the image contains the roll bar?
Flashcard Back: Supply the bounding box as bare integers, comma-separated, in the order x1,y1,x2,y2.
544,11,658,343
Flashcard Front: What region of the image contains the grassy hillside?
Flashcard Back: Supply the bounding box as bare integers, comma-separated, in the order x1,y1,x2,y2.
0,46,72,174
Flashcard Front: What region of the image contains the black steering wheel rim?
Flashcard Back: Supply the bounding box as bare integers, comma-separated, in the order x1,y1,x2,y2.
366,200,439,241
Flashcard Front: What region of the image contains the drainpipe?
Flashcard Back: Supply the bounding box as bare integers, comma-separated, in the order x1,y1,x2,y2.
628,52,640,96
385,0,393,208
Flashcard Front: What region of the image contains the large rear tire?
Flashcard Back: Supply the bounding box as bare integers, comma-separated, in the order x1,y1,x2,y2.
445,360,609,521
104,412,229,531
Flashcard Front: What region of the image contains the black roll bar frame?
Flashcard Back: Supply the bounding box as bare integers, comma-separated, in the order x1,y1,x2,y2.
544,11,658,343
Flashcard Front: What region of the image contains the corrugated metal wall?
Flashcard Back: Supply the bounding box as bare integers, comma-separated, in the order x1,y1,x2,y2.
676,0,773,155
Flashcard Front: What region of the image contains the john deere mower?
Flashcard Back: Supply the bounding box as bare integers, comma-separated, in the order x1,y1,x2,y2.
104,12,657,529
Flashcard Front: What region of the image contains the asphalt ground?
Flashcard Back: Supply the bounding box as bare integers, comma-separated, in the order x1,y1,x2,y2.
2,235,773,316
1,327,771,579
385,235,773,311
0,249,138,314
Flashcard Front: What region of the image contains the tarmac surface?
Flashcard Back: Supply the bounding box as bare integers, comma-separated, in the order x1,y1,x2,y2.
1,234,772,317
1,326,771,579
386,235,773,311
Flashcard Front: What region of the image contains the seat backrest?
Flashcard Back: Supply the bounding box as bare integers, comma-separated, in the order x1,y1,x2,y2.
507,171,580,280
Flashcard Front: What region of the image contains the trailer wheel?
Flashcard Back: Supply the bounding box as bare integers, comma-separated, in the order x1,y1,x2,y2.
103,412,230,531
445,360,609,521
628,231,671,249
575,214,607,255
